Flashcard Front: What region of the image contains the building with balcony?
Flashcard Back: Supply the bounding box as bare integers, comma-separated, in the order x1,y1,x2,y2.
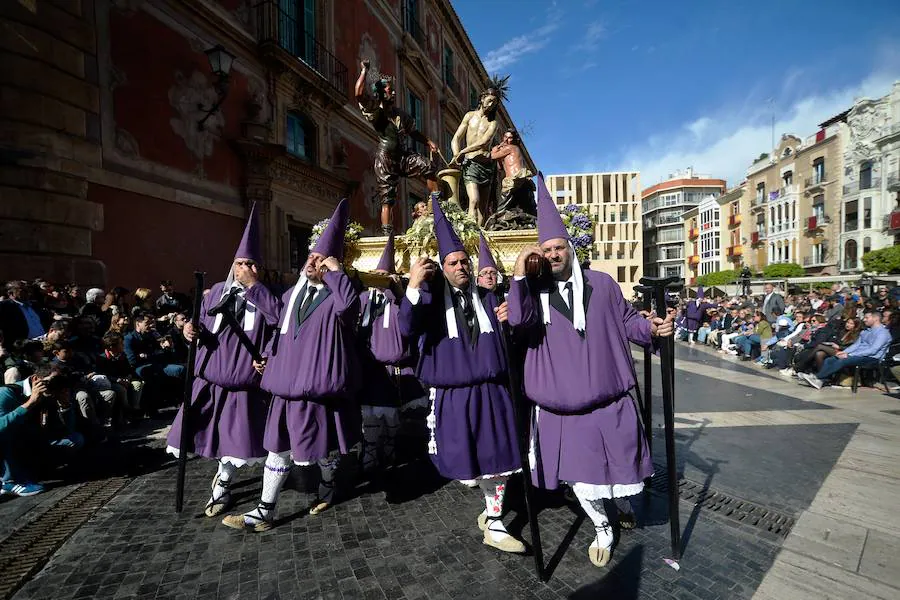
544,172,643,295
718,184,747,270
743,122,845,275
838,81,900,272
682,195,725,285
0,0,530,289
641,168,726,280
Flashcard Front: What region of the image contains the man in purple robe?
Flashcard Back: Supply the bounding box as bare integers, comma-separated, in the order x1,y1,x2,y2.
398,194,525,554
166,202,281,517
684,287,717,344
507,173,673,568
476,233,500,293
222,199,361,532
356,233,424,471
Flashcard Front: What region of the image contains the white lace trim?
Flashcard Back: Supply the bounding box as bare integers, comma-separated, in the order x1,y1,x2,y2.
166,446,265,468
570,480,646,501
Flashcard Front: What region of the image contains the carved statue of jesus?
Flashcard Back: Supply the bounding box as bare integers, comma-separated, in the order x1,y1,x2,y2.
449,86,500,226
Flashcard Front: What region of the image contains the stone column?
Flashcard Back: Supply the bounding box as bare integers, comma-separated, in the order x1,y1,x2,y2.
0,1,106,285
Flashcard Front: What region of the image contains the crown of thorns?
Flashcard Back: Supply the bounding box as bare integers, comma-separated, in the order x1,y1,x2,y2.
481,74,510,101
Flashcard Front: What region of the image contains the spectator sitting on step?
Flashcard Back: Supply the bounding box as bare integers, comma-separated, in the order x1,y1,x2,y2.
156,280,190,317
0,364,83,497
798,310,892,389
80,287,110,333
124,312,185,416
3,339,45,384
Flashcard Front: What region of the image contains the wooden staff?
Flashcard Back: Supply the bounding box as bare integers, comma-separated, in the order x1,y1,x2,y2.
175,271,205,513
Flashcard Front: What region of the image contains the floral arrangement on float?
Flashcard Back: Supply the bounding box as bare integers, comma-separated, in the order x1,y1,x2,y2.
309,218,365,266
560,204,595,265
404,199,481,259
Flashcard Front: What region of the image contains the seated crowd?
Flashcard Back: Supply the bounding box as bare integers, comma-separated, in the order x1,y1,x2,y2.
671,282,900,390
0,279,192,496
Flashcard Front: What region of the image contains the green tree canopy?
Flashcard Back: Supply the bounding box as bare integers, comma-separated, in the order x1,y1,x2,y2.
861,246,900,274
763,262,804,278
696,269,739,287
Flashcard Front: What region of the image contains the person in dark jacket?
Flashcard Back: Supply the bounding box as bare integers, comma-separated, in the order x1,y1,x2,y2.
124,312,184,416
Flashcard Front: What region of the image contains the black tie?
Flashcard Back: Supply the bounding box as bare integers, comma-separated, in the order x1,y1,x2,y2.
565,282,574,314
372,292,385,320
228,288,246,323
455,289,479,342
297,286,318,324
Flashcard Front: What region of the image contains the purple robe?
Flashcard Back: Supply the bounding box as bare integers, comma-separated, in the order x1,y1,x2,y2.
260,270,361,461
684,300,717,332
507,270,654,489
356,288,423,407
167,282,281,461
398,279,520,480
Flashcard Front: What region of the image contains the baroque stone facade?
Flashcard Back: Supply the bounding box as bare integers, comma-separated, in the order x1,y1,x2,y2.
0,0,530,289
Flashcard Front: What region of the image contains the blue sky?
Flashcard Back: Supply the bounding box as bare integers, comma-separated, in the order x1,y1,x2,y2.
453,0,900,190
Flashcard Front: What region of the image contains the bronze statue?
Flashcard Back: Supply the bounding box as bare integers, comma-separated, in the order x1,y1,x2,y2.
483,129,536,231
355,61,440,235
449,78,507,226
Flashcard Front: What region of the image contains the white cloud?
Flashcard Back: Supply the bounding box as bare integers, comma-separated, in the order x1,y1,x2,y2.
593,66,900,188
571,20,606,53
482,11,560,72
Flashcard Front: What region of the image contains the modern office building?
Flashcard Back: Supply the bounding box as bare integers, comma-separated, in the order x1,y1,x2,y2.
544,172,643,295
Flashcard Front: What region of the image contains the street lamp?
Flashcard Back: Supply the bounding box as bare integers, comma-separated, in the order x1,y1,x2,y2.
197,44,236,131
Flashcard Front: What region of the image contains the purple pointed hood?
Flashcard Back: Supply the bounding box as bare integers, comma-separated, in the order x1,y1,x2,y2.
478,233,497,272
536,171,569,245
432,195,465,261
234,202,262,263
375,232,395,273
697,286,705,300
311,198,349,261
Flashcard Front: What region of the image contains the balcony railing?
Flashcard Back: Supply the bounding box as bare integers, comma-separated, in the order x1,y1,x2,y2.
255,1,349,98
805,173,827,188
803,254,829,267
845,219,858,232
402,4,425,47
843,178,881,196
688,255,700,266
778,184,801,197
751,231,763,245
688,227,699,240
888,171,900,191
726,245,743,258
728,214,742,227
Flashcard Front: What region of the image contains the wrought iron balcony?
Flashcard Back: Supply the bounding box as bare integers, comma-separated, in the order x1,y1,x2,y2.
726,245,743,258
688,227,699,240
728,214,742,227
843,178,881,196
805,172,827,189
254,1,349,99
803,253,829,267
888,171,900,192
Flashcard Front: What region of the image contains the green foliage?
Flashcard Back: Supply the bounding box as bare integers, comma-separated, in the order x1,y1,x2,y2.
696,269,739,287
757,152,769,161
862,245,900,274
763,262,805,278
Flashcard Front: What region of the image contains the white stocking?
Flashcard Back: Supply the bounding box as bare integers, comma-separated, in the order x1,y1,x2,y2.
574,487,613,550
212,460,237,501
478,476,511,542
243,451,291,523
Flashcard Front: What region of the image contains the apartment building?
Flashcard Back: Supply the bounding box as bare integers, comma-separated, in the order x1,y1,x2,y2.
840,82,900,272
719,184,748,271
744,122,845,275
683,195,726,285
544,172,643,294
641,169,726,279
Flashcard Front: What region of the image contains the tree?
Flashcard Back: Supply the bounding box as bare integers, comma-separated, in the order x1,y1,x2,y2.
696,269,739,287
763,262,804,278
862,246,900,273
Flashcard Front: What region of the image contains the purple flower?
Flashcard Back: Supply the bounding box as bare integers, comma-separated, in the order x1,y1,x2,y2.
564,204,579,213
571,214,592,229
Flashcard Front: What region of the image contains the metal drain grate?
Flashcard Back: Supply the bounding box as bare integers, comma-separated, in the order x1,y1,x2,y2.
650,465,795,538
0,477,130,600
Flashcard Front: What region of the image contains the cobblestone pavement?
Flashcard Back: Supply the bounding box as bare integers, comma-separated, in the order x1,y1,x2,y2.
5,343,884,600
